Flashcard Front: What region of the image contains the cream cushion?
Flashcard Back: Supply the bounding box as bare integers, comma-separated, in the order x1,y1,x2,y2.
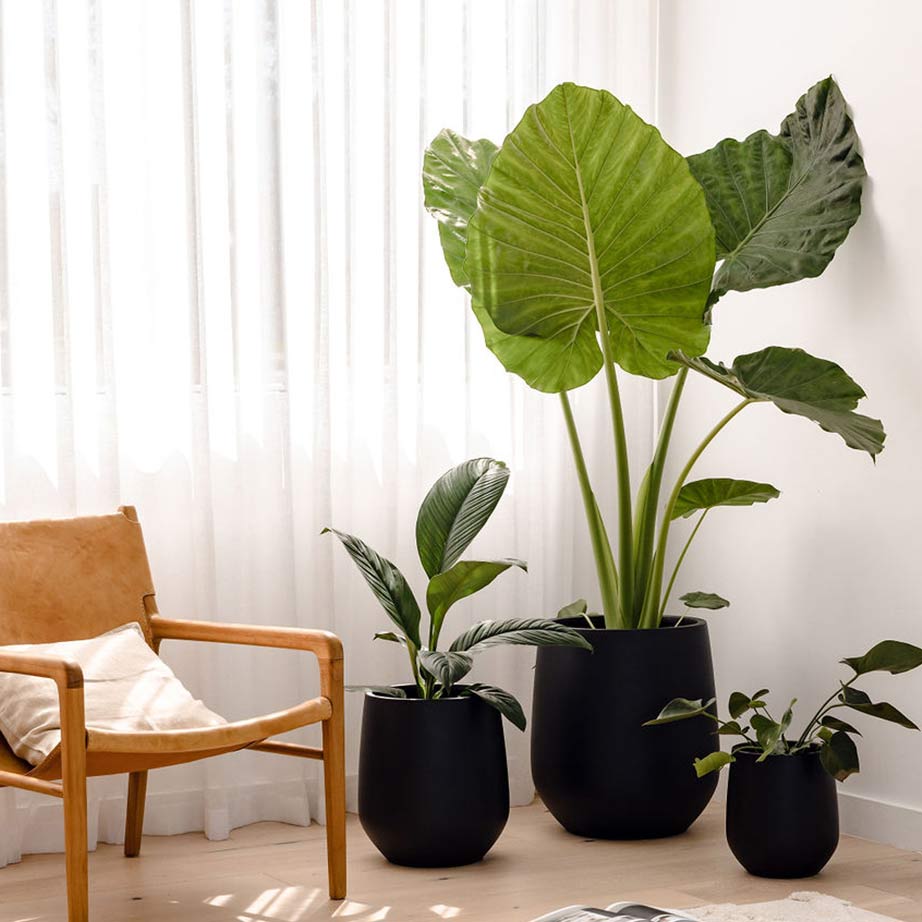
0,622,226,765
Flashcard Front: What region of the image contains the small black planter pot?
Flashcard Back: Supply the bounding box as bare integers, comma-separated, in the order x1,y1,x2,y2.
358,685,510,867
531,616,717,839
726,746,839,878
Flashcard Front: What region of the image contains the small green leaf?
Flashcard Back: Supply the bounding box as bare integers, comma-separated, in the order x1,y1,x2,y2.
373,631,406,645
556,599,588,619
694,750,735,778
426,559,526,643
464,683,527,731
672,347,885,459
449,618,593,654
346,685,408,698
672,478,780,520
718,721,744,736
818,726,834,743
751,713,785,760
820,730,860,781
644,697,715,726
323,527,422,648
418,650,473,688
415,458,510,579
821,715,861,736
680,591,730,611
842,641,922,676
729,691,754,719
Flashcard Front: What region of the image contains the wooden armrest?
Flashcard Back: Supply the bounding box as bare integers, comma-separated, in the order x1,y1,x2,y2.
0,650,84,690
150,616,343,662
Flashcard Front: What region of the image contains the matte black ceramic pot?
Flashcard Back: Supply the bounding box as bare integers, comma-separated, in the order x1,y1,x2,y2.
726,746,839,878
358,685,510,867
531,616,717,839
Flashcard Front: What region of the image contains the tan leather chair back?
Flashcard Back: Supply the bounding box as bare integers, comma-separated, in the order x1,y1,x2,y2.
0,506,157,646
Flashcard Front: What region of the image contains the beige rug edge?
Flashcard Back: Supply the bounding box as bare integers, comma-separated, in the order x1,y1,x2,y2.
689,891,899,922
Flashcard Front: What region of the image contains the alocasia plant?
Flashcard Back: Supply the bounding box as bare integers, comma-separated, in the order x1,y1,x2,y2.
422,77,882,629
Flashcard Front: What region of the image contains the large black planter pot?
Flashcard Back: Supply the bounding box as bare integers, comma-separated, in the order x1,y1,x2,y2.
727,747,839,878
531,616,717,839
358,685,510,867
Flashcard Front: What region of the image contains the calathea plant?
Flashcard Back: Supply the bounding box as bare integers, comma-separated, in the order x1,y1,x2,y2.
324,457,591,728
646,640,922,779
422,77,883,629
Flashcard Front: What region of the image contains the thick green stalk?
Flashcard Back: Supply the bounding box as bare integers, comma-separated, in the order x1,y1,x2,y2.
632,368,688,619
659,509,708,620
640,398,754,628
795,677,857,748
560,393,621,624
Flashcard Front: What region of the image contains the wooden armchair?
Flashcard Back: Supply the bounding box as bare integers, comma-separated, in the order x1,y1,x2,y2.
0,506,346,922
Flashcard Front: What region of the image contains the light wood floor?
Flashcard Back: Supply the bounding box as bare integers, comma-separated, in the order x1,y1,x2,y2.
2,801,922,922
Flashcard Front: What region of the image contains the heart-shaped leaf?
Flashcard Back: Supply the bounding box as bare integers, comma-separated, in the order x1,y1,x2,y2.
687,77,865,304
323,528,421,648
418,650,474,689
680,591,730,611
694,750,735,777
346,685,408,698
672,478,780,520
729,691,754,720
820,729,860,781
426,559,526,645
556,598,588,618
840,694,918,730
718,721,745,736
422,129,499,287
449,617,593,654
842,641,922,677
463,683,527,731
672,347,885,458
416,458,510,579
466,82,715,386
821,715,861,736
643,697,715,726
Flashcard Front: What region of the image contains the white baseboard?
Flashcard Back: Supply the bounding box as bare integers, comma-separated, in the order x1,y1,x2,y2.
838,790,922,852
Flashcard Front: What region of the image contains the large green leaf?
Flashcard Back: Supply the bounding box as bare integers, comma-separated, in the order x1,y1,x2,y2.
426,558,526,644
672,347,885,458
418,650,473,689
466,82,715,386
463,683,527,731
842,641,922,677
323,528,421,648
643,697,715,726
422,129,498,288
449,617,593,654
687,77,865,303
415,458,510,579
672,478,780,520
839,687,918,730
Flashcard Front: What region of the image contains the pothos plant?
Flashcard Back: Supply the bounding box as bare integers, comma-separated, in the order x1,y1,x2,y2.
324,457,591,729
645,641,922,780
422,76,883,630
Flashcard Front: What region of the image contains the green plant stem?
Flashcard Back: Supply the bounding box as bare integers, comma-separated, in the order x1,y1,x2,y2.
659,509,708,621
633,368,688,620
569,136,634,627
795,677,857,748
640,398,754,628
559,392,620,625
407,643,424,694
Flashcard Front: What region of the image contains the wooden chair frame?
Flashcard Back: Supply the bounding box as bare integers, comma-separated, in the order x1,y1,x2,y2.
0,509,346,922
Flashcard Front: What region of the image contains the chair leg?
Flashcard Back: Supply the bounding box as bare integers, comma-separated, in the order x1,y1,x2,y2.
321,659,346,900
124,771,148,857
61,689,89,922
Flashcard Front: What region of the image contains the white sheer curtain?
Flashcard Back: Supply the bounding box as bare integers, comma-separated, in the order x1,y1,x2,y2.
0,0,658,864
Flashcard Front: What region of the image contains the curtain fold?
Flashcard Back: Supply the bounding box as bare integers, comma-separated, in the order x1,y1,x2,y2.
0,0,657,865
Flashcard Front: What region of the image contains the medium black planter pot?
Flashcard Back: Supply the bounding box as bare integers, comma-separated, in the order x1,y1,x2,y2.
358,685,510,867
531,616,718,839
727,747,839,878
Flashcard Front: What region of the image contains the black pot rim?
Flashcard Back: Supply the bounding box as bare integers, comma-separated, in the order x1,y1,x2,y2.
555,614,707,633
731,742,823,760
364,683,477,703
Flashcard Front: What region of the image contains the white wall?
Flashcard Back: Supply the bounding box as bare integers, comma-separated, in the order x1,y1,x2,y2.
653,0,922,848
